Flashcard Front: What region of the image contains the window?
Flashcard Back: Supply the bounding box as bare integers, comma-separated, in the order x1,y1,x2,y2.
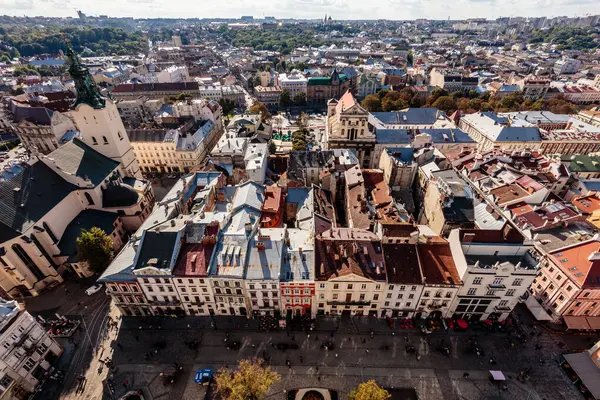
406,302,412,307
584,292,591,298
473,277,482,285
332,294,338,300
375,284,381,290
486,290,495,296
103,136,109,144
423,291,430,297
513,278,523,286
492,278,504,285
0,375,13,388
411,286,417,291
567,286,573,292
386,293,392,299
92,136,98,145
43,222,58,243
359,294,365,301
23,358,35,372
575,302,582,307
499,300,509,307
467,288,477,296
361,284,367,289
319,283,325,289
333,284,339,290
385,301,390,306
84,192,95,206
400,286,406,291
408,294,414,299
397,293,403,299
118,131,123,140
347,284,353,290
373,294,379,301
506,289,516,296
12,244,44,280
389,285,395,290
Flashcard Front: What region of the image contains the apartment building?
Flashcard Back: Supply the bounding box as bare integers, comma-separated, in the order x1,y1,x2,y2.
531,236,600,325
429,68,478,93
280,228,315,317
0,300,63,399
276,73,308,98
244,228,286,316
448,227,540,321
314,228,387,317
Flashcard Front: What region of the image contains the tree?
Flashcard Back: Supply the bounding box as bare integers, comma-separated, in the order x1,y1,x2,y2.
349,380,391,400
268,141,277,154
293,92,306,106
361,94,382,112
296,112,309,132
406,50,413,66
280,89,292,108
215,358,280,400
76,227,114,274
219,98,235,116
432,95,457,113
249,101,271,120
292,129,307,151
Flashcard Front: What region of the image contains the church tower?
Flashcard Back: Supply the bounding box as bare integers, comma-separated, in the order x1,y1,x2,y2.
64,44,141,178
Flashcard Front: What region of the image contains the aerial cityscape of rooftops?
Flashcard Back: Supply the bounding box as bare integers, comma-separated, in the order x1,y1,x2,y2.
1,8,600,400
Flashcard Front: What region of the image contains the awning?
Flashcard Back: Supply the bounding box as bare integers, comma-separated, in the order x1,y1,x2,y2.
564,315,592,330
524,296,553,321
586,317,600,330
489,370,506,381
563,353,600,399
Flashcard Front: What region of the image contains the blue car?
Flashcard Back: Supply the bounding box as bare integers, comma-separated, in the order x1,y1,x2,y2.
194,368,214,385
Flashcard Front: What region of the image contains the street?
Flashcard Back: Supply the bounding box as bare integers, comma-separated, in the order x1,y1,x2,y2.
102,314,584,400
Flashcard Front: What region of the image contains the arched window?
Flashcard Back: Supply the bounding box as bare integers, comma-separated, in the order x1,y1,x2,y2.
92,136,98,145
118,131,123,141
43,222,57,243
103,136,109,145
85,192,95,206
12,244,44,280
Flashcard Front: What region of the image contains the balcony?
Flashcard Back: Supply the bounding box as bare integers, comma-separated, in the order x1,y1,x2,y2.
149,299,181,306
327,300,371,306
427,303,443,311
494,305,511,312
487,284,506,290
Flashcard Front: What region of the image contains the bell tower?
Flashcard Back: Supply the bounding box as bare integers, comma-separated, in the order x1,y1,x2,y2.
64,44,141,178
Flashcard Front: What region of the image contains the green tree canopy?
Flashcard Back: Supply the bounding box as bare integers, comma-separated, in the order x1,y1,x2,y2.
349,380,391,400
293,92,306,106
432,95,457,113
215,359,280,400
361,94,382,112
280,89,292,108
76,227,114,274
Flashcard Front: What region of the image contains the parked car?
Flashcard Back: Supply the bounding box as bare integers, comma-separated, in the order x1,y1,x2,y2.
85,284,103,296
194,368,214,385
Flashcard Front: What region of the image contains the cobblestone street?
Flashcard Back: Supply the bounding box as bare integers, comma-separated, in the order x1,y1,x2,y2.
73,313,588,400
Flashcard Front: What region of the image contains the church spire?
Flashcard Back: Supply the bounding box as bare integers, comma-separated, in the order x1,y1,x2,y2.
64,42,106,110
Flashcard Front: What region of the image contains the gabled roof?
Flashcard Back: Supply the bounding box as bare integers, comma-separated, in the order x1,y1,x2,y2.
0,162,77,242
232,181,265,212
46,138,120,185
371,108,444,126
12,106,54,125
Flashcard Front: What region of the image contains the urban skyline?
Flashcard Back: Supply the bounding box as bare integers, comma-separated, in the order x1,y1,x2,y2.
1,0,599,21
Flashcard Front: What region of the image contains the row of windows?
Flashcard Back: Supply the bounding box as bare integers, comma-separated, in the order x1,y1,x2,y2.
472,277,524,286
319,283,383,290
467,288,517,296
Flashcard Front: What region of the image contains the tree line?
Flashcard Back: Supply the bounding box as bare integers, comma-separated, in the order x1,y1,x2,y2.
361,87,578,115
1,26,147,57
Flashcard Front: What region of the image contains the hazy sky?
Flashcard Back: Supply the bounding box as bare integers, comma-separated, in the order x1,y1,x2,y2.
0,0,597,20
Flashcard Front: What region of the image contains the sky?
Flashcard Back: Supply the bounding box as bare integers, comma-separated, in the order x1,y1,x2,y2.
0,0,598,21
